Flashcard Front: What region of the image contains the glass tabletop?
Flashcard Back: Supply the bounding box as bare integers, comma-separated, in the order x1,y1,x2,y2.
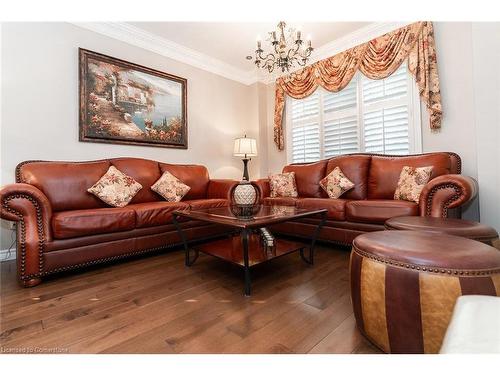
174,205,327,229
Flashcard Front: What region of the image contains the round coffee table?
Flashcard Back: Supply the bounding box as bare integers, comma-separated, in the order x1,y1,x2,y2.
385,216,499,245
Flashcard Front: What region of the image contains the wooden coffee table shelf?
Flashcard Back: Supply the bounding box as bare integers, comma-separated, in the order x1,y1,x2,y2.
193,234,306,267
173,205,327,296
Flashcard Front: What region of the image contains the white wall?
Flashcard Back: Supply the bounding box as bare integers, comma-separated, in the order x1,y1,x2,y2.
0,22,260,249
471,23,500,231
261,22,500,224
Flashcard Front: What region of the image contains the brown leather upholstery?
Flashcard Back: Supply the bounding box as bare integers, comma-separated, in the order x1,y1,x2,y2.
0,183,53,285
131,201,189,228
186,199,228,210
1,158,237,287
18,160,111,211
346,200,418,224
159,163,210,200
385,216,498,243
254,179,270,202
283,160,327,198
207,179,238,200
367,153,453,199
52,207,136,239
325,155,371,200
350,230,500,353
419,174,478,217
296,198,348,221
262,197,299,206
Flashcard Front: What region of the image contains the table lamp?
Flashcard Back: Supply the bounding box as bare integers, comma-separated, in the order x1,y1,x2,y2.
233,135,257,181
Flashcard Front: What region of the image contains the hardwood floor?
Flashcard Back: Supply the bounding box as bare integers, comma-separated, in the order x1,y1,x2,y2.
0,243,381,354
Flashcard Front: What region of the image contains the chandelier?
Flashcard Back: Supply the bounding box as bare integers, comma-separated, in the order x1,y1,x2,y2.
253,21,313,73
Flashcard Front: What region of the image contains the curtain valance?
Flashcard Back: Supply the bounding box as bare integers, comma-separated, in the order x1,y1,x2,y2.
273,21,442,150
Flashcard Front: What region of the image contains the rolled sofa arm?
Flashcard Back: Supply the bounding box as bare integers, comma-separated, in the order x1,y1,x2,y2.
207,179,239,200
0,183,52,286
254,179,270,202
419,175,478,217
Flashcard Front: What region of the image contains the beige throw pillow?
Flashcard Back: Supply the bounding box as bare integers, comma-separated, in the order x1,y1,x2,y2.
151,171,190,202
88,166,142,207
394,166,433,203
319,167,355,199
269,172,298,198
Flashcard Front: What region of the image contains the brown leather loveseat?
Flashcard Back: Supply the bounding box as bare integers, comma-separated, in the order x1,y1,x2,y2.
0,158,237,287
255,152,477,245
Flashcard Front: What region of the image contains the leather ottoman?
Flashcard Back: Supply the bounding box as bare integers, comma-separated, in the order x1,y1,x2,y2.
350,230,500,353
385,216,499,246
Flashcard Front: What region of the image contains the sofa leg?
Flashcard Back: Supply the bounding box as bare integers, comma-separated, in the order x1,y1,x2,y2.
21,277,42,287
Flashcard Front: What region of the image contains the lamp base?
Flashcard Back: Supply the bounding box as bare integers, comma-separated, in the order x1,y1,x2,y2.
242,158,250,181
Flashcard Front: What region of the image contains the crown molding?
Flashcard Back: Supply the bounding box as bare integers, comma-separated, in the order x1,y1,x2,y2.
72,21,415,86
72,22,257,85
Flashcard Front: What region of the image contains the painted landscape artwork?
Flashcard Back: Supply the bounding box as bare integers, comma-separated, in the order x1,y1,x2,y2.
79,49,187,148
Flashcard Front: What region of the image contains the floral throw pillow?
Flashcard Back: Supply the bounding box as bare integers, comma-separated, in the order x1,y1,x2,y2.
269,172,298,198
151,171,190,202
319,167,355,199
88,166,143,207
394,166,434,203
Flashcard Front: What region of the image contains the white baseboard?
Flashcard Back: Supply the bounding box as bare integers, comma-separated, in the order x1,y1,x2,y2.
0,248,16,262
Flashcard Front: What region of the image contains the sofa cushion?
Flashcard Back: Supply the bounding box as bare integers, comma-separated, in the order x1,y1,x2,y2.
346,199,419,224
52,207,136,239
269,172,298,198
88,166,143,207
283,160,328,198
130,201,190,228
320,167,355,199
263,197,299,206
368,153,452,199
186,199,229,210
296,198,349,221
326,155,371,200
151,171,191,202
394,166,433,203
159,163,210,200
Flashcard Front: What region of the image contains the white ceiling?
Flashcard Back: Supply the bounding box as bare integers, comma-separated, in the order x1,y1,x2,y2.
129,22,370,71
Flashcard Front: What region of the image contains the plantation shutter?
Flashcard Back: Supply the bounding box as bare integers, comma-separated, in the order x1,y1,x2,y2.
286,64,418,160
323,78,359,157
362,65,410,155
290,91,321,163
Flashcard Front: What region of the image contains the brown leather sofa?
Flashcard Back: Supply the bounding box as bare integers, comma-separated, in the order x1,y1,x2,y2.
255,152,478,246
0,158,237,287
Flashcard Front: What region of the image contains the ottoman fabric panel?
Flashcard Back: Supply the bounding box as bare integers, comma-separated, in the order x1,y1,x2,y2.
418,273,462,354
385,266,424,353
493,275,500,295
360,258,390,353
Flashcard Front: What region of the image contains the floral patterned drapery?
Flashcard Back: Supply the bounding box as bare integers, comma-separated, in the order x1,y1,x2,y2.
273,21,442,150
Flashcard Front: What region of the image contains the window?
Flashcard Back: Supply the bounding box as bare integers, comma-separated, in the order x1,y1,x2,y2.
286,64,421,163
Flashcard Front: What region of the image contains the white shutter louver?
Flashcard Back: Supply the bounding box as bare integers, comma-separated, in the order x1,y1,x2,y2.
362,65,410,155
323,78,359,157
290,92,320,163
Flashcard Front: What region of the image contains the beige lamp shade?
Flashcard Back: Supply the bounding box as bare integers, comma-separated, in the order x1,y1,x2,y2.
233,136,257,157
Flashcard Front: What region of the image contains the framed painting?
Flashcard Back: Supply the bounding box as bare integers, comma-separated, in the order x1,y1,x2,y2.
79,48,187,149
